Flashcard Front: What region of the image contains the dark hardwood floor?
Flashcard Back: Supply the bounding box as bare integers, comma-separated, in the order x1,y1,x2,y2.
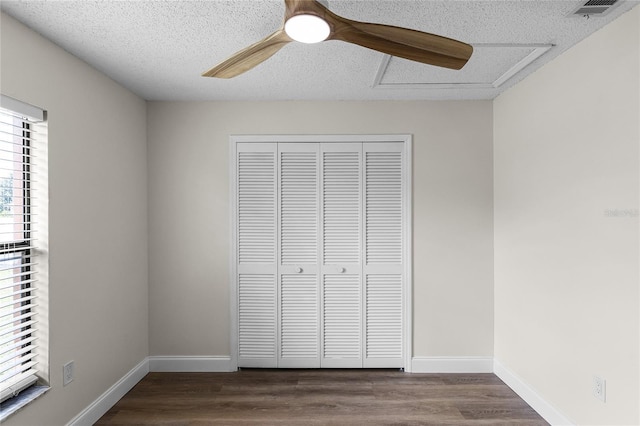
96,369,548,425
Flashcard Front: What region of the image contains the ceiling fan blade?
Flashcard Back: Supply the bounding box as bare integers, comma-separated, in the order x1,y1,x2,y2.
202,29,292,78
326,13,473,70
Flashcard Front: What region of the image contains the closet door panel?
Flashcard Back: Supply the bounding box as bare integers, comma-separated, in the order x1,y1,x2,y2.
363,143,404,368
321,273,361,368
365,274,402,367
279,274,319,367
321,146,361,266
320,143,363,367
236,143,277,367
238,273,277,366
278,143,320,367
364,147,403,265
238,145,277,265
279,144,319,266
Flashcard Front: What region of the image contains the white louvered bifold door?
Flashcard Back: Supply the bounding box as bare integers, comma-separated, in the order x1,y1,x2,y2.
236,143,278,367
320,143,363,368
363,143,404,368
235,139,406,370
278,143,320,368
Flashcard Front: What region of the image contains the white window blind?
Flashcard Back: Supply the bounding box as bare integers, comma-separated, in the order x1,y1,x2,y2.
0,96,44,403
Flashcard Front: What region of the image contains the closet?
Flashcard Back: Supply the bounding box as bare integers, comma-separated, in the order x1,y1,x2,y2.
231,136,411,369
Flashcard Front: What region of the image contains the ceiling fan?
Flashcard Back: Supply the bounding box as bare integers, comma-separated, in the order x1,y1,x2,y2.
202,0,473,78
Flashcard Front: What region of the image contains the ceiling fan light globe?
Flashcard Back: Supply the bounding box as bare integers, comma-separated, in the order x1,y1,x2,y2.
284,14,330,44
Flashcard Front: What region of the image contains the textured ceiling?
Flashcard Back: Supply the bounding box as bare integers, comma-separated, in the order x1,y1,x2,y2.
1,0,639,101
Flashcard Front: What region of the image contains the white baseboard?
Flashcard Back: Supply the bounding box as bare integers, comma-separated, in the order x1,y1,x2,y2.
148,356,235,372
494,359,574,426
411,356,494,373
67,356,234,425
67,355,572,426
66,358,149,426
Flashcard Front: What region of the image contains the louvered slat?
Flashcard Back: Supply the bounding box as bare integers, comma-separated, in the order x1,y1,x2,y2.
323,275,360,359
280,151,317,264
323,151,360,264
280,275,318,358
238,274,276,360
366,274,402,358
238,152,275,264
366,152,402,264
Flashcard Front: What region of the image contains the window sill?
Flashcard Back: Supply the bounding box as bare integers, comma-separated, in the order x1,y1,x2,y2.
0,385,49,422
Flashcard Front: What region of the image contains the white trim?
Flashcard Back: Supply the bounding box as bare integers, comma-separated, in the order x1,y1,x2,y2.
231,134,411,144
491,46,552,87
494,359,574,426
403,137,412,372
229,140,239,370
148,356,235,372
411,356,494,373
372,54,393,88
66,358,149,426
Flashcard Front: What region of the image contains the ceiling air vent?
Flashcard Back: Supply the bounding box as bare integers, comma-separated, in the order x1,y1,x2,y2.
569,0,620,17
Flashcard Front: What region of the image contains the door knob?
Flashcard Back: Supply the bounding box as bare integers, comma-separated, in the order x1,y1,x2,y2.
340,267,346,273
296,267,303,273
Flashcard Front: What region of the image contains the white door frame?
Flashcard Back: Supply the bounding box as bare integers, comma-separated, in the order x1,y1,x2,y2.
229,134,413,372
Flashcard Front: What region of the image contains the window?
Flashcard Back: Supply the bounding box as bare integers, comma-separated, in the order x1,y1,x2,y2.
0,95,47,416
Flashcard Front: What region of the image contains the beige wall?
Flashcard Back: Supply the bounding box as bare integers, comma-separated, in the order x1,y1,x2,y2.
494,7,640,425
1,13,149,426
147,101,494,358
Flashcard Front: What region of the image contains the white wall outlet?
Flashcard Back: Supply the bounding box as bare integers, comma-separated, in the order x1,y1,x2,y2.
593,375,606,402
63,360,74,386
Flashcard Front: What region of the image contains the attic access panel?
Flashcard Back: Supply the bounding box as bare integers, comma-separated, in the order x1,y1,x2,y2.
373,44,553,90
